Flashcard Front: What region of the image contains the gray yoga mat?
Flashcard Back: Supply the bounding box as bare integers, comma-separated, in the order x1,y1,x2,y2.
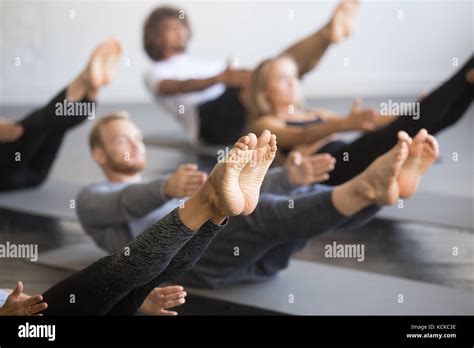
187,260,474,315
36,242,473,315
379,191,473,229
0,180,81,220
37,242,108,271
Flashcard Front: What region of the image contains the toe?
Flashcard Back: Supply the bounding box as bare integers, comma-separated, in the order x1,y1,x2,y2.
413,128,428,143
269,134,277,151
234,135,250,150
256,130,271,149
397,130,411,143
426,135,439,156
246,133,258,150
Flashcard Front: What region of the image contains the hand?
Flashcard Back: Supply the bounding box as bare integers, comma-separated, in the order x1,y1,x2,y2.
0,118,23,142
217,67,252,89
344,98,378,131
0,281,48,316
165,164,208,198
285,151,336,186
139,286,187,316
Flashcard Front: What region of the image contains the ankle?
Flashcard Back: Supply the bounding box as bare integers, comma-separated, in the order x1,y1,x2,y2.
196,180,220,218
353,173,376,204
179,185,215,231
66,77,88,102
86,87,99,101
332,178,372,217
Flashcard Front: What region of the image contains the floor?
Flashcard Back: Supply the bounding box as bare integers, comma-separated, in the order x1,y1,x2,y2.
0,97,472,314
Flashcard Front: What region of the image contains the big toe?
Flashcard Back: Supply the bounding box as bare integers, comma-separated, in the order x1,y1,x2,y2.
247,133,258,150
256,130,271,148
413,128,428,144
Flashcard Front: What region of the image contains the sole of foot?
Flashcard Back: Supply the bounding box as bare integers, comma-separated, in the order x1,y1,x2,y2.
82,39,122,92
328,0,359,43
398,128,439,198
357,131,410,206
208,130,277,216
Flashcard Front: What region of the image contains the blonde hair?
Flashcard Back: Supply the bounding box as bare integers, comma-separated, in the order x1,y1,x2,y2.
88,111,130,150
249,55,301,118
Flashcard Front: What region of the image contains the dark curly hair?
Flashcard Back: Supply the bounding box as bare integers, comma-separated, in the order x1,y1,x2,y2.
143,6,191,61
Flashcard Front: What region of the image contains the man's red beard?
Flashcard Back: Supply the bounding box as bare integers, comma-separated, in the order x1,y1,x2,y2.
107,158,146,175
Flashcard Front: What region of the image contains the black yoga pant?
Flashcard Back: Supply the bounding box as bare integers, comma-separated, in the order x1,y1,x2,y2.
0,88,93,191
318,56,474,185
42,209,223,315
198,87,247,145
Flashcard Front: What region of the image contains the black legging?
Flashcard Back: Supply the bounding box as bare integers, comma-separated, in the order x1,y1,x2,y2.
41,209,223,315
320,56,474,185
0,89,93,191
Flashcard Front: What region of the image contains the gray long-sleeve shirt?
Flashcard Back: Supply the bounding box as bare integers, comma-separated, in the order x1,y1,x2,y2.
77,168,294,253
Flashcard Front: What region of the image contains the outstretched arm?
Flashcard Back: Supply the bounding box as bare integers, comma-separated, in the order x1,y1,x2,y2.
253,101,377,149
150,67,252,95
261,151,336,194
157,75,221,95
254,116,350,149
76,177,170,227
77,164,207,227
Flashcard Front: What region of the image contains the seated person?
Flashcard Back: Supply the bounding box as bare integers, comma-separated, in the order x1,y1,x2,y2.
251,54,474,185
6,130,278,315
0,39,121,191
143,1,360,145
76,112,438,289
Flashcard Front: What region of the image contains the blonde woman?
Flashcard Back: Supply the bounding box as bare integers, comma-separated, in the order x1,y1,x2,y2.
251,55,474,185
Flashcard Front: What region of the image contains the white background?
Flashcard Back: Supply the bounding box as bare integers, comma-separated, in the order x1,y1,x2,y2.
0,0,472,105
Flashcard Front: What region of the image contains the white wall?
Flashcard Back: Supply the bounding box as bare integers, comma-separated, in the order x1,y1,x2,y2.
0,0,472,105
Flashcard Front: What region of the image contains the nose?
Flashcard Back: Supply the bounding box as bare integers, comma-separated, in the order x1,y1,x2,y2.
129,138,141,151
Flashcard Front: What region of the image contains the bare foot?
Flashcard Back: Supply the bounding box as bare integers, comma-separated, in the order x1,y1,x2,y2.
207,130,277,216
355,131,410,205
398,129,439,198
239,130,278,214
81,39,121,90
67,39,122,101
326,0,359,44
